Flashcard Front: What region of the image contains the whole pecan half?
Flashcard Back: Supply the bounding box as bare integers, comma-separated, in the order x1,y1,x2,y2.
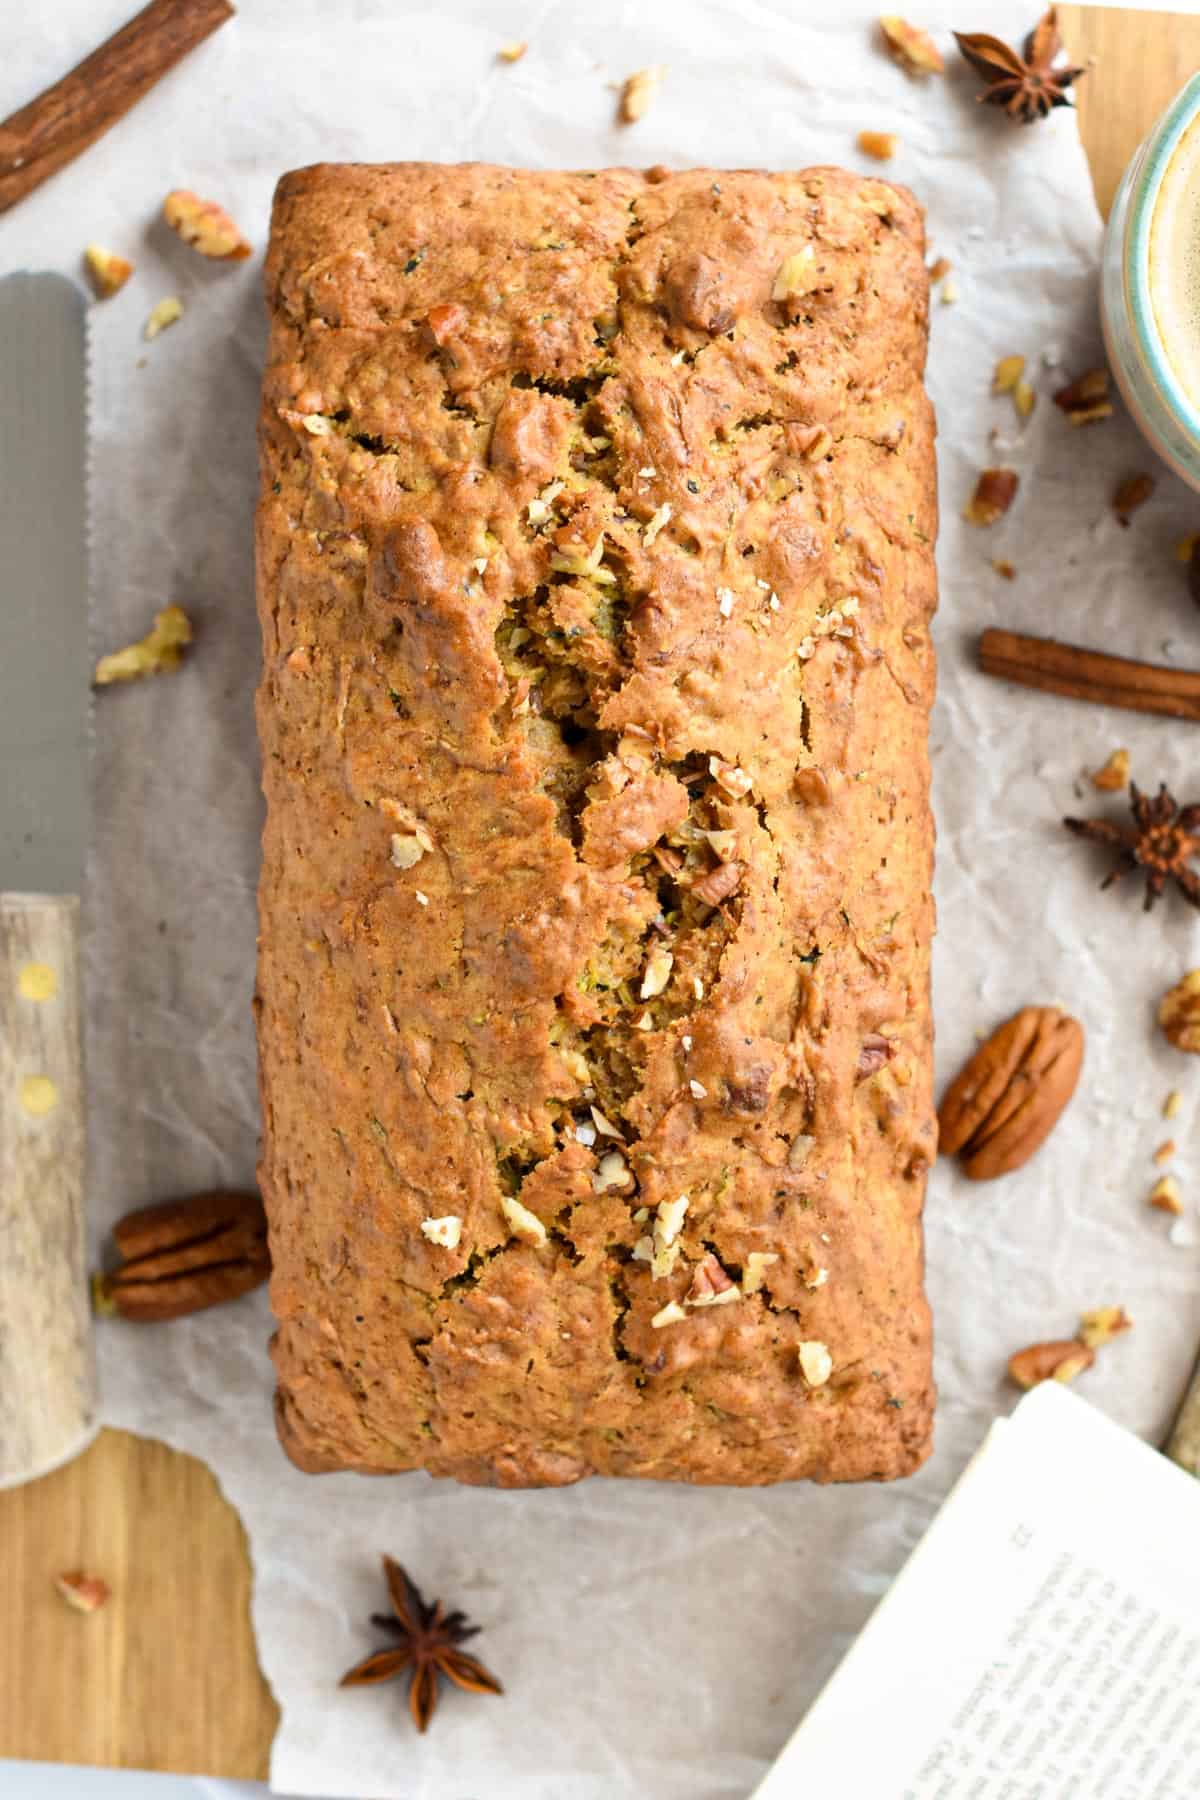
937,1005,1084,1179
94,1189,269,1321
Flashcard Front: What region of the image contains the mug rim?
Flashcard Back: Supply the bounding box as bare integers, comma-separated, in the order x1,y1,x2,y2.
1125,70,1200,447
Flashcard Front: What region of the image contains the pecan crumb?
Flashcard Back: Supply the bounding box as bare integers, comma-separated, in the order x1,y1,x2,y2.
1153,1140,1177,1165
1149,1175,1184,1215
1089,748,1129,792
879,16,945,74
143,296,183,340
618,66,664,124
1113,471,1154,525
1013,379,1036,418
54,1571,110,1614
1053,367,1113,425
1078,1306,1132,1349
84,244,134,298
93,605,192,686
992,354,1025,394
497,40,527,62
1164,1088,1184,1120
1160,970,1200,1054
857,129,899,161
163,189,251,260
992,559,1016,580
927,255,952,282
964,468,1018,526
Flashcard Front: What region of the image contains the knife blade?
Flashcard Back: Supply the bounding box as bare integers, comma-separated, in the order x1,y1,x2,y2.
0,271,96,1487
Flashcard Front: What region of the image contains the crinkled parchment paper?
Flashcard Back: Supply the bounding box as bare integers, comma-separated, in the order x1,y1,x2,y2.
7,2,1200,1794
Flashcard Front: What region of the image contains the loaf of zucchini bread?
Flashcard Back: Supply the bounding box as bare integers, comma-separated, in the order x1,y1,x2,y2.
255,161,938,1486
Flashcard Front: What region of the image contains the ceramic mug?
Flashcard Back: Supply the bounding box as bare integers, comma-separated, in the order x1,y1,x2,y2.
1102,72,1200,490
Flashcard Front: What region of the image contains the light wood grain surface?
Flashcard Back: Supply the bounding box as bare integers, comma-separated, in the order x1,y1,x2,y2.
2,5,1198,1782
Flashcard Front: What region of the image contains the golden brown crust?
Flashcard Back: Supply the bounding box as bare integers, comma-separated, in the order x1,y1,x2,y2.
255,162,938,1486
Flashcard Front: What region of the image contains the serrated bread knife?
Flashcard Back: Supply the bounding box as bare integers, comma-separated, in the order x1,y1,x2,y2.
0,271,96,1487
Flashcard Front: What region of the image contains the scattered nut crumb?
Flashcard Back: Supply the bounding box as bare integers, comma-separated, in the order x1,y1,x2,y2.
421,1215,462,1250
1007,1340,1094,1390
143,296,183,340
1153,1140,1177,1165
1089,748,1129,792
1053,367,1113,425
589,1104,624,1141
54,1571,110,1614
414,890,429,907
1013,380,1036,419
879,16,945,74
499,1193,547,1247
940,277,960,304
1164,1088,1183,1120
992,354,1026,394
742,1251,779,1294
717,587,735,618
93,605,192,686
857,130,899,161
992,559,1016,580
1078,1306,1132,1349
1149,1174,1184,1216
497,40,527,62
688,1079,708,1100
798,1340,833,1387
964,468,1018,526
692,975,704,1001
1160,970,1200,1054
1113,471,1155,524
84,245,134,299
927,255,952,282
163,189,251,260
618,66,664,124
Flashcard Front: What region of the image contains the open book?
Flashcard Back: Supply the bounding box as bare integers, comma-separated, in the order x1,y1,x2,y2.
754,1384,1200,1798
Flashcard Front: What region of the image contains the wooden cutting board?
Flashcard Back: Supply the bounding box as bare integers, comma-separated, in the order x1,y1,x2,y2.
1,5,1196,1782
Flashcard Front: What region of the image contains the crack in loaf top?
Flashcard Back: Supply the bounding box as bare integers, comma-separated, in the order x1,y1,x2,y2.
255,161,939,1488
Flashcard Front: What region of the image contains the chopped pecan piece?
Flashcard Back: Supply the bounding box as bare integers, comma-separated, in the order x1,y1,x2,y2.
1113,472,1154,525
879,16,945,74
1159,970,1200,1053
964,468,1019,526
1008,1340,1094,1389
163,189,251,259
1053,367,1113,425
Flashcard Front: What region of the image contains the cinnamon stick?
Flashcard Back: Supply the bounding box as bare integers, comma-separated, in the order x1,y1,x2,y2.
978,628,1200,724
0,0,234,215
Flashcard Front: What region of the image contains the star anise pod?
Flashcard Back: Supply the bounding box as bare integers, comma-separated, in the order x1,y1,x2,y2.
338,1555,503,1733
1063,782,1200,912
954,8,1085,123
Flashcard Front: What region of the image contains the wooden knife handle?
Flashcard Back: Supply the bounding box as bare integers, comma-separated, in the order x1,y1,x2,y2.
0,893,96,1487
